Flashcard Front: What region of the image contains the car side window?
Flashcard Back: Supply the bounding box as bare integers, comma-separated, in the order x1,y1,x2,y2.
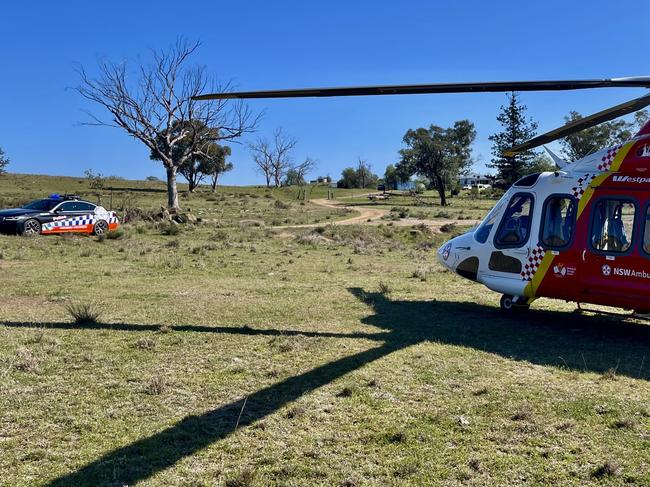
57,201,95,212
495,193,534,248
57,202,77,212
75,202,95,212
591,199,636,253
541,196,576,250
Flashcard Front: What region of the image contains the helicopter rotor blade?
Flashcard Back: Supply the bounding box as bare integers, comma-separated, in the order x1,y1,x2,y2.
193,77,650,100
503,92,650,157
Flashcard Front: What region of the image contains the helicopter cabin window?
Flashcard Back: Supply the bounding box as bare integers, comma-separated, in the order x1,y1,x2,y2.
495,193,534,248
591,199,636,253
541,196,576,250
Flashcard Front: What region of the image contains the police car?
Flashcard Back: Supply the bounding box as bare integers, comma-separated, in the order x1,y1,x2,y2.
0,194,119,236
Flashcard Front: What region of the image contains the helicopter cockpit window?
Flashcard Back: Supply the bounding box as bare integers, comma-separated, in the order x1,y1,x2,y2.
495,193,534,248
541,196,576,250
591,199,636,253
474,201,505,244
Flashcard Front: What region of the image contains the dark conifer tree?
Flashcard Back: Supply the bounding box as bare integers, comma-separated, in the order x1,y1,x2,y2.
488,92,538,186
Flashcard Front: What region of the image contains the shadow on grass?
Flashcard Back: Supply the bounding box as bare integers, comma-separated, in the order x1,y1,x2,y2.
3,289,649,486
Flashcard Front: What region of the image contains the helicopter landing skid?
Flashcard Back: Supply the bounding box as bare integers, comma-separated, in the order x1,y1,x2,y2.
575,302,650,321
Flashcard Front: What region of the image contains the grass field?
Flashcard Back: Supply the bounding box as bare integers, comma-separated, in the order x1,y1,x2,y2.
1,174,649,486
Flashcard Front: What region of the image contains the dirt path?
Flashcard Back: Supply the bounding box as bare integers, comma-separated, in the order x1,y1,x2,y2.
275,198,481,232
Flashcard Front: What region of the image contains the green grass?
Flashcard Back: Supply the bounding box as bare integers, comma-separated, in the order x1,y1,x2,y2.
0,174,649,486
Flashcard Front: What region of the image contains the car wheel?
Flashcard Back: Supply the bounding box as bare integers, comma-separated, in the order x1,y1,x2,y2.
93,220,108,236
21,219,41,236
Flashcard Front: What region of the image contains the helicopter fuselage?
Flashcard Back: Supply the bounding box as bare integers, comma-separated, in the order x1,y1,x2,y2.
438,134,650,313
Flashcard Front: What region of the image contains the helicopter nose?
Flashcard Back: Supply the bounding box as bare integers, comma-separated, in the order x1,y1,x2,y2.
436,232,478,280
437,240,454,269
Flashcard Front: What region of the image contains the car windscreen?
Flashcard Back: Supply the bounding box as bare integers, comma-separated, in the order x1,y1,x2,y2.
22,199,59,211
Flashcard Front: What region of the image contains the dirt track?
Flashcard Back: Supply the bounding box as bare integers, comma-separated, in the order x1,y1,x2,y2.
275,197,481,232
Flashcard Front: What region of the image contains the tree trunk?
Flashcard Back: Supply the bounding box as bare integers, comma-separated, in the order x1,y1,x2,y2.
435,174,447,207
211,173,218,192
166,166,180,209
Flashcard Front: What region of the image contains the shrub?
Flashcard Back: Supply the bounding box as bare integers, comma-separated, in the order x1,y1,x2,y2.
135,337,156,350
274,199,290,209
378,281,391,294
225,469,257,487
145,375,166,395
412,267,429,281
592,461,620,478
106,228,125,240
14,347,38,373
440,223,457,233
165,239,180,249
160,222,181,236
66,302,102,325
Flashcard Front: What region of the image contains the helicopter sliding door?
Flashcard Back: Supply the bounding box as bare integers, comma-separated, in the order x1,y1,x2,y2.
535,194,582,302
579,190,650,309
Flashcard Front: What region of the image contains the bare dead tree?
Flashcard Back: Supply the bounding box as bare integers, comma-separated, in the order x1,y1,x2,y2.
270,128,297,188
293,156,318,184
249,139,274,188
357,157,372,189
249,127,297,188
75,38,258,209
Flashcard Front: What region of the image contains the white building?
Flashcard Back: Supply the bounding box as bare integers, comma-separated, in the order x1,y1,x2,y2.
458,173,492,188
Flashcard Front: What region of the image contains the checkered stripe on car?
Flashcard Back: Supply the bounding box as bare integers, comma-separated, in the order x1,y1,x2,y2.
521,244,546,281
42,214,96,230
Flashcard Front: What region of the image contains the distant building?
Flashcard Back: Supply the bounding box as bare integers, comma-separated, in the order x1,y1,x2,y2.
458,173,493,188
310,176,332,185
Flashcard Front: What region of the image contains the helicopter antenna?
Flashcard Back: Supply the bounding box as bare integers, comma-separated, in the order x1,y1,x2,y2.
543,146,568,169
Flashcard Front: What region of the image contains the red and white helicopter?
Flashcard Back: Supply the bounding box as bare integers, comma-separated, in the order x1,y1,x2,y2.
196,78,650,316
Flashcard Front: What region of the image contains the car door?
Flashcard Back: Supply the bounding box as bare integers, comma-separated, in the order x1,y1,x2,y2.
579,191,646,308
52,201,95,232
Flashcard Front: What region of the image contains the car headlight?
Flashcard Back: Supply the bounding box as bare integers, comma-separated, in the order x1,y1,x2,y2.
4,217,23,221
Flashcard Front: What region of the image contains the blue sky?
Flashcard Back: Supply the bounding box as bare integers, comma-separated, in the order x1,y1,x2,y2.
1,0,649,185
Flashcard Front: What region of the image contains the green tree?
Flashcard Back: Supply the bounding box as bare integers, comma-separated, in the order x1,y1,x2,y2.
84,169,106,190
397,120,475,206
201,144,233,192
383,164,398,190
338,167,358,188
488,92,538,186
559,110,649,161
527,153,556,174
150,120,219,192
283,168,304,186
0,147,9,174
356,158,378,189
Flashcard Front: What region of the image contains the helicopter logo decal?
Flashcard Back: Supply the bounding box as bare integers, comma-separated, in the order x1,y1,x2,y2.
637,144,650,157
602,265,612,277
